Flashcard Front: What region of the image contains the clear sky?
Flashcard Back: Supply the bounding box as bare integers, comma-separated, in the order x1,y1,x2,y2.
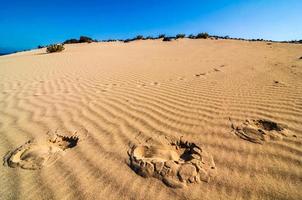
1,0,301,53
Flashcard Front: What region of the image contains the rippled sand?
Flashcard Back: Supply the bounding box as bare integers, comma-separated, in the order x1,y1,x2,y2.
0,39,301,200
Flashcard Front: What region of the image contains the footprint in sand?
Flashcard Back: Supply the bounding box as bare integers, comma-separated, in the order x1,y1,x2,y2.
137,83,147,88
128,137,216,188
3,132,79,170
150,82,160,86
230,118,292,144
194,73,207,77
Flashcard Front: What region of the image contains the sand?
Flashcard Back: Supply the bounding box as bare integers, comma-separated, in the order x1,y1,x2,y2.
0,39,301,200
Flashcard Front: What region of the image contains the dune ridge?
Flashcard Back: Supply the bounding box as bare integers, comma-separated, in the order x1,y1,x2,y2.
0,39,301,200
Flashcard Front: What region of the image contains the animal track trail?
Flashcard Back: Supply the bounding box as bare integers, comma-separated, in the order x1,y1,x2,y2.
194,65,225,77
3,131,79,170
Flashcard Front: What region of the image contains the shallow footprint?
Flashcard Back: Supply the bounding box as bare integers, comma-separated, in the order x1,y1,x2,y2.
128,137,216,188
230,118,291,144
3,133,79,170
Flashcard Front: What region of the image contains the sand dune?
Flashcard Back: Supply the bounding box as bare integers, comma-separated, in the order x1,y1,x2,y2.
0,39,301,200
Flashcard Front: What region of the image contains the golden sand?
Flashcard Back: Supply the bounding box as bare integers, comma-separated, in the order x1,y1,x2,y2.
0,39,301,200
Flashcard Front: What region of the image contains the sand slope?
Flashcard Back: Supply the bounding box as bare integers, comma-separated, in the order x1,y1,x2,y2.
0,39,301,200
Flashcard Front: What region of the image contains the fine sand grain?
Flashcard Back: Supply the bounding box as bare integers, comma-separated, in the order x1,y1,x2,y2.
0,39,301,200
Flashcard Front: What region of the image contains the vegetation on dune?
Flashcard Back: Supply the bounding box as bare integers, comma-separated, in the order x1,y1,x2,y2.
46,44,65,53
79,36,94,43
135,35,144,40
37,33,301,52
176,34,186,39
196,32,209,39
64,38,79,44
188,34,196,39
158,34,165,38
145,36,155,40
163,37,172,42
63,36,97,44
124,39,133,43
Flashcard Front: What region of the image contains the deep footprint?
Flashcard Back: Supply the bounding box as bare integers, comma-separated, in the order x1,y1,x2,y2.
128,138,216,188
3,133,79,170
230,118,291,144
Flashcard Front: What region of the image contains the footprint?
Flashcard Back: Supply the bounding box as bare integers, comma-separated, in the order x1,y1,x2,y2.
3,133,79,170
213,68,220,72
230,118,291,144
128,137,216,188
150,82,159,86
195,73,207,77
137,83,146,88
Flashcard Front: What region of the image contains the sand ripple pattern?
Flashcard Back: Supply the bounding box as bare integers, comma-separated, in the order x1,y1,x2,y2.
0,40,302,200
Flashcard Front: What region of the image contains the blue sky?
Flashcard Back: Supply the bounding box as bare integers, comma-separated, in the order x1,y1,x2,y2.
1,0,301,52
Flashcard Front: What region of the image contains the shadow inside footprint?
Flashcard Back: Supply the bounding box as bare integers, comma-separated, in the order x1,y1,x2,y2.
128,137,216,188
3,133,79,170
195,73,206,77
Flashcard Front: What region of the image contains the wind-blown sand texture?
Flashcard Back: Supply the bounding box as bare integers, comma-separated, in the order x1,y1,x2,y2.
0,39,301,200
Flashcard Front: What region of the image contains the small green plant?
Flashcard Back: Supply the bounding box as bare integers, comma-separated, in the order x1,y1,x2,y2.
46,44,65,53
196,32,209,39
176,34,185,39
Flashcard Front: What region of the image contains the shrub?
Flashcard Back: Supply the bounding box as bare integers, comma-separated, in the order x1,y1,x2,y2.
145,36,155,40
188,34,196,39
176,34,185,39
63,39,79,44
135,35,144,40
158,34,165,38
79,36,93,43
163,37,172,42
196,32,209,39
124,39,133,43
46,44,65,53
